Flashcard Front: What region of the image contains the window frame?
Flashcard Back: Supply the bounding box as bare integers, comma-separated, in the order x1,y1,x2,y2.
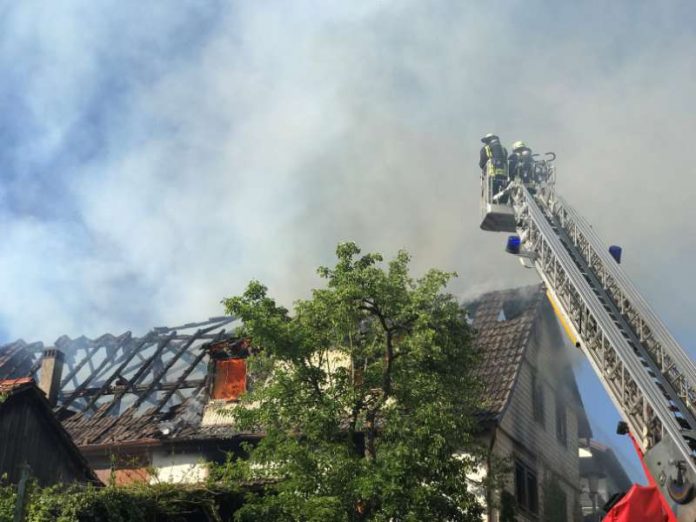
514,459,539,515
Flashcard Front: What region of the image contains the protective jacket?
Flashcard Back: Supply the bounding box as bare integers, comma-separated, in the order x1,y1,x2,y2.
508,152,519,179
479,140,508,176
509,149,534,181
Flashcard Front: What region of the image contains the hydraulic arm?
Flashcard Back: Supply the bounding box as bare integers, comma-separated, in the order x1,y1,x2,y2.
481,168,696,521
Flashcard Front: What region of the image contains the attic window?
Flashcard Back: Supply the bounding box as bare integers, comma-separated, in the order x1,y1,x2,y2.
497,309,506,322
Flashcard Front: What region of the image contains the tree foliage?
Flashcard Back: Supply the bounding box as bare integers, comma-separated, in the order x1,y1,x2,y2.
222,242,485,521
0,481,239,522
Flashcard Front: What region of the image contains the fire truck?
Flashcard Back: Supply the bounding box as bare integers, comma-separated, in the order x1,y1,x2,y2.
480,150,696,521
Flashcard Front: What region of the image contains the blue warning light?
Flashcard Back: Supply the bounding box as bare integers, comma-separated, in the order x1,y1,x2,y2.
609,245,622,264
506,235,521,255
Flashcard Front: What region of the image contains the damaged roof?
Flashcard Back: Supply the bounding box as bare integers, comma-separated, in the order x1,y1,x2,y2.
0,317,241,447
468,284,591,439
467,284,545,423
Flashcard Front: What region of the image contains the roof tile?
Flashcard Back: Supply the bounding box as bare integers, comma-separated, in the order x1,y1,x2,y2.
469,284,544,422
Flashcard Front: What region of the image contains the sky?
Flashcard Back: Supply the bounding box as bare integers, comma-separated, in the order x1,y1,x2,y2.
2,0,696,482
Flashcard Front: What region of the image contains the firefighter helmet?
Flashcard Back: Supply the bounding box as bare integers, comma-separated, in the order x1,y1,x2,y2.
481,133,499,143
512,140,528,152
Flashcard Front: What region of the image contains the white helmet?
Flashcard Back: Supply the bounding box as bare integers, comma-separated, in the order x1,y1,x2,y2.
512,140,531,153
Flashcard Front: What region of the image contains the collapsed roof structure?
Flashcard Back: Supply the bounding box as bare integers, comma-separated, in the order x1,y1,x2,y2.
0,317,243,448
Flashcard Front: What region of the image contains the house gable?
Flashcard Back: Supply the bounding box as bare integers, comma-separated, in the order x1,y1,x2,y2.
0,380,98,485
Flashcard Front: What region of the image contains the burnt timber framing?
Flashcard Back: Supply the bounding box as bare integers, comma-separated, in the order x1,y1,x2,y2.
0,317,240,446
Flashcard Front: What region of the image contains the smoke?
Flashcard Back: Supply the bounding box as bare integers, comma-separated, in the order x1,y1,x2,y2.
0,1,695,358
3,1,692,486
159,388,207,436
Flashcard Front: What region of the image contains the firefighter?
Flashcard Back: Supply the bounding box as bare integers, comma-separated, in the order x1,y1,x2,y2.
479,133,508,200
509,141,535,185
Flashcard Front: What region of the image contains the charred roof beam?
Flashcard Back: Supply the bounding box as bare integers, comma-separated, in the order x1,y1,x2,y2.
98,332,177,417
129,320,229,412
61,379,206,399
62,334,153,414
58,334,130,392
152,346,209,414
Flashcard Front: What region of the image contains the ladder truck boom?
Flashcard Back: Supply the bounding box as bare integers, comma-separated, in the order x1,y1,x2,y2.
480,158,696,521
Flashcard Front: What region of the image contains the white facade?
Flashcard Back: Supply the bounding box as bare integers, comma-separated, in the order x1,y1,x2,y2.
150,451,209,484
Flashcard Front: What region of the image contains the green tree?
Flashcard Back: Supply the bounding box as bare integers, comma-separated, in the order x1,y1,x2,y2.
221,242,485,521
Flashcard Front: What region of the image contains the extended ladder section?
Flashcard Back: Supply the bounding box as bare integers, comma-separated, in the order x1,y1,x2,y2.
510,185,696,520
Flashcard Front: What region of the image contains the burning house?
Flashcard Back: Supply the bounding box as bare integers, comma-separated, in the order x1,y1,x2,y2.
0,318,255,485
467,285,594,522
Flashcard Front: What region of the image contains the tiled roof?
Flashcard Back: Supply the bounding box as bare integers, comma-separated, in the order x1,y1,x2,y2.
63,403,258,446
170,424,261,442
64,407,167,447
468,285,545,423
0,377,34,394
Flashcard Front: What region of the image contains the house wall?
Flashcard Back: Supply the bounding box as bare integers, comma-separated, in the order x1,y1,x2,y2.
150,450,209,484
80,435,254,487
493,301,584,521
94,467,151,486
0,393,93,485
85,447,210,485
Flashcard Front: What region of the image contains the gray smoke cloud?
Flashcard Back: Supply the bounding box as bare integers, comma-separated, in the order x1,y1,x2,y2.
0,1,695,354
3,0,694,484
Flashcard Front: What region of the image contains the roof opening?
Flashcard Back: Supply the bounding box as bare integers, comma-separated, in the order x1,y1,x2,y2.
501,298,527,321
464,301,480,323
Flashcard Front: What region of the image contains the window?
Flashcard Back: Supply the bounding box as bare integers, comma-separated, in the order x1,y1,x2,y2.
515,460,539,514
532,373,545,427
556,400,567,446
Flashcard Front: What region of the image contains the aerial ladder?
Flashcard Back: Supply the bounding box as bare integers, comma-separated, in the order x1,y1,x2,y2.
480,153,696,521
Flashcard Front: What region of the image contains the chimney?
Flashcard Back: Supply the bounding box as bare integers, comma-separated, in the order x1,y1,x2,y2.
39,348,64,406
